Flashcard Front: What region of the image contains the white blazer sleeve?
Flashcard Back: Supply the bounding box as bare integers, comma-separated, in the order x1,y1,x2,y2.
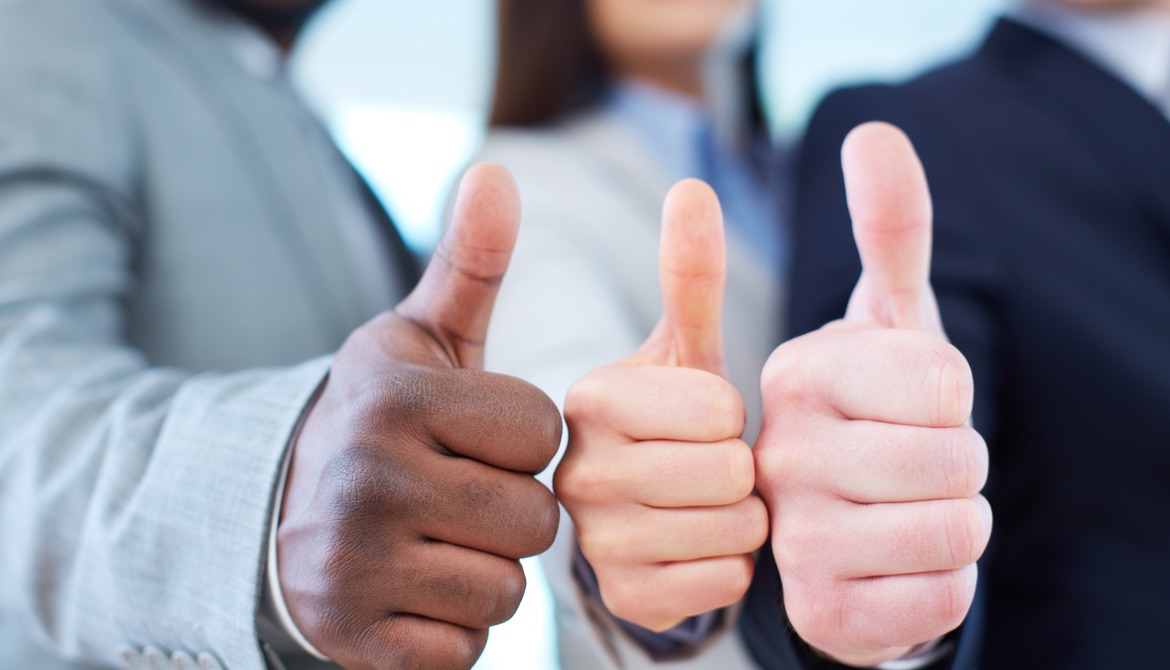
478,130,758,670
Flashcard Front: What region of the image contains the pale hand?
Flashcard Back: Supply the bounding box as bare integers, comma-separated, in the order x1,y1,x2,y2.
555,180,768,632
755,123,992,666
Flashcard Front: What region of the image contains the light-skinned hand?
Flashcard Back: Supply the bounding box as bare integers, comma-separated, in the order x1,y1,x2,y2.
755,122,992,667
556,180,768,633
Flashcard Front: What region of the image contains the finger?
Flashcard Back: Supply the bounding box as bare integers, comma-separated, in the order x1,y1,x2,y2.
632,179,727,375
557,438,755,508
337,615,489,670
599,554,755,633
393,543,526,630
768,326,973,427
808,422,988,504
578,496,768,564
841,122,943,335
396,162,520,369
406,368,562,474
810,496,992,578
564,365,744,443
800,565,978,656
419,458,559,560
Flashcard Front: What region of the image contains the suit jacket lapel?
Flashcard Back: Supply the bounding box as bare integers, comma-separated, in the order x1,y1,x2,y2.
111,0,391,331
349,166,422,294
988,19,1170,246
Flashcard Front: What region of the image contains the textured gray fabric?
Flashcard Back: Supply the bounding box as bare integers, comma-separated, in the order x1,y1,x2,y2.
0,0,396,667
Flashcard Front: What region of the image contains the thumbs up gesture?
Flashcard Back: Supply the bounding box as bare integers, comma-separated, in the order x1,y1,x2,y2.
755,124,992,666
556,180,768,633
277,164,561,669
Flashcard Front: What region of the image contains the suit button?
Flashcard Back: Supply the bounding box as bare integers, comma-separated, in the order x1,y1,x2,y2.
118,645,145,670
197,652,225,670
172,651,199,670
143,647,170,670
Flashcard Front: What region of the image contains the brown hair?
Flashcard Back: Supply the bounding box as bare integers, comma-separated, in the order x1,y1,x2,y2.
489,0,607,128
489,0,767,133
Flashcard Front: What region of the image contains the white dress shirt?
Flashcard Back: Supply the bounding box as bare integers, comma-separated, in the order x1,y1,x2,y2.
1016,1,1170,120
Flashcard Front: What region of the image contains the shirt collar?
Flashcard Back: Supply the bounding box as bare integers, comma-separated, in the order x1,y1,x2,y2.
1014,1,1170,114
607,80,708,187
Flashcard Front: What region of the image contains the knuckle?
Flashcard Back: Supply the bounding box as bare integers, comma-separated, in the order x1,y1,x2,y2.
760,339,809,404
717,440,756,501
486,560,527,625
447,629,489,670
705,379,746,438
577,523,627,565
923,341,974,426
599,572,645,623
508,378,565,467
729,496,770,555
563,373,608,424
941,427,989,497
324,445,406,520
725,554,756,601
939,499,988,568
553,456,612,507
930,567,978,631
527,484,561,554
785,578,845,652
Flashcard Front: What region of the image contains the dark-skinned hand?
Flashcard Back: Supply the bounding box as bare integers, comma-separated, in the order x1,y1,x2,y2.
277,164,561,670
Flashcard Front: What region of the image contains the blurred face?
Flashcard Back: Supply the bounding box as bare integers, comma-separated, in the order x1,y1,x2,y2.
1046,0,1170,10
587,0,755,74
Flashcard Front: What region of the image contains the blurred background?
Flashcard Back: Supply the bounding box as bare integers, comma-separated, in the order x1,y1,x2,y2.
287,1,1010,667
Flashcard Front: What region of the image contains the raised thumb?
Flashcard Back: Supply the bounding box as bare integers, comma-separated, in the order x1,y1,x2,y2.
842,122,944,336
633,179,727,375
395,162,520,369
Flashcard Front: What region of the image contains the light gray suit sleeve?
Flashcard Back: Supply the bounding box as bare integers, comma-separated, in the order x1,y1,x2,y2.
0,3,329,668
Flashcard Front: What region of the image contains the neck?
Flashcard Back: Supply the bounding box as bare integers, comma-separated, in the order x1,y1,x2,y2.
264,26,298,51
618,59,705,100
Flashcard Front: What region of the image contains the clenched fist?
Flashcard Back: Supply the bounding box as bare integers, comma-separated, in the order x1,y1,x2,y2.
276,164,561,669
556,181,768,633
755,124,992,666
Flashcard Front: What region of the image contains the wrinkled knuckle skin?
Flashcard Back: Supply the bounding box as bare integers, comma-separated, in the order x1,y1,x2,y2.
720,442,757,502
924,341,974,427
760,339,807,403
563,373,607,425
931,569,978,633
553,455,610,508
325,444,410,522
577,524,625,566
727,554,756,602
941,428,985,498
936,498,990,570
707,380,747,438
784,579,845,658
528,483,561,555
528,389,565,468
598,572,648,627
484,560,528,626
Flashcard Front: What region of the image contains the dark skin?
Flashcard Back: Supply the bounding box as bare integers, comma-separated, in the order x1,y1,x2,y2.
206,5,562,664
275,165,561,667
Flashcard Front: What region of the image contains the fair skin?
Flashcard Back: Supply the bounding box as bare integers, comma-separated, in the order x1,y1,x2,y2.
586,0,754,98
1048,0,1170,12
558,123,992,666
